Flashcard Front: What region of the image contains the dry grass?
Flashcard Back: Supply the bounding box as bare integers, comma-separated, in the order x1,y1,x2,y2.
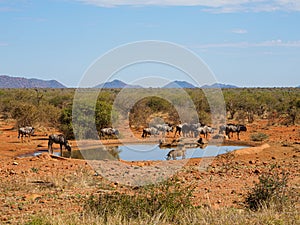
25,204,299,225
22,173,299,225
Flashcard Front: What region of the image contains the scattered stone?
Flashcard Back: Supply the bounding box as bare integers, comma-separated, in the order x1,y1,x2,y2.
254,169,260,175
12,161,18,165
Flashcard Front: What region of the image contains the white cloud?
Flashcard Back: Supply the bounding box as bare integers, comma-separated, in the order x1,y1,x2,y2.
76,0,300,12
232,29,248,34
0,42,8,47
195,40,300,48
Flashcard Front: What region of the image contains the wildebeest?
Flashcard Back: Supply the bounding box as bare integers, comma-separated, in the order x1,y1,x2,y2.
181,123,193,137
100,128,119,139
48,134,71,155
225,124,247,140
219,124,227,134
181,123,203,137
194,125,215,139
141,127,159,138
166,147,186,160
154,124,173,136
174,124,183,137
18,126,35,142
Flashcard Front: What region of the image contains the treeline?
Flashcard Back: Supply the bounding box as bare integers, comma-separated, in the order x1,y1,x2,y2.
0,88,299,139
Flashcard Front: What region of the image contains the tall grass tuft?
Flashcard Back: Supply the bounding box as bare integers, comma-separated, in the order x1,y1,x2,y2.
244,168,296,211
85,177,197,224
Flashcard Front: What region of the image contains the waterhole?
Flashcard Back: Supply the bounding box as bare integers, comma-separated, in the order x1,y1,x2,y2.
26,144,248,161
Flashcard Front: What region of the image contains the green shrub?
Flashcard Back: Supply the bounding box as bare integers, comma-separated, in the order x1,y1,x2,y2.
244,169,292,211
85,177,196,223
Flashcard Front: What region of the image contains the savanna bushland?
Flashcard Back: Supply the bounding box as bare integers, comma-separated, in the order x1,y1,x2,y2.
1,88,299,136
0,87,299,224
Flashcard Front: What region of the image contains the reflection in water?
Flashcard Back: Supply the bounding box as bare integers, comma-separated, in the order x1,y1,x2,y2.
66,146,121,160
26,144,247,161
70,144,247,161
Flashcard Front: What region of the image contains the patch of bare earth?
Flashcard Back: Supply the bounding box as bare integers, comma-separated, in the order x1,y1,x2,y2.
0,118,299,223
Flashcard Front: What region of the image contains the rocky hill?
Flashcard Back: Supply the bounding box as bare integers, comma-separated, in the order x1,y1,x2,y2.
0,75,66,88
163,80,196,88
94,79,142,88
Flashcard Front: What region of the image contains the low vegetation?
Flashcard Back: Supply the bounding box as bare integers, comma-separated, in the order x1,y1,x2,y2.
244,168,297,211
0,88,299,136
85,177,196,224
24,173,299,225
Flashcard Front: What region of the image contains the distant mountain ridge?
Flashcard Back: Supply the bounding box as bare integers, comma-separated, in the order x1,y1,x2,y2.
0,75,66,88
94,79,240,89
94,79,142,88
163,80,196,88
201,83,239,89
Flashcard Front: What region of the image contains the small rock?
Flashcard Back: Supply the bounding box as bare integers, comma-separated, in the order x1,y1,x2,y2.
217,200,222,204
12,162,18,165
254,169,260,175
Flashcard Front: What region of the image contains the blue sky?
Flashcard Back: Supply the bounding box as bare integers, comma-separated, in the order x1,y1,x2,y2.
1,0,300,87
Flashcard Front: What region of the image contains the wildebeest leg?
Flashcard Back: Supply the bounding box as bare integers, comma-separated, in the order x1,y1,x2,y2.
237,132,240,140
48,140,53,154
60,143,63,156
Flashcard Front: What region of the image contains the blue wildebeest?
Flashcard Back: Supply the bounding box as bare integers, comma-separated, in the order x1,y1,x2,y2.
141,127,159,138
219,124,227,134
194,125,215,139
154,124,173,137
181,123,202,137
181,123,193,137
100,128,119,139
225,124,247,140
166,146,186,160
18,126,35,142
174,124,184,137
48,134,71,155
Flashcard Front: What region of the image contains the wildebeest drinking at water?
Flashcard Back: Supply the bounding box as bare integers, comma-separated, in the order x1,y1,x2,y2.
48,134,71,156
166,148,186,160
166,144,186,160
